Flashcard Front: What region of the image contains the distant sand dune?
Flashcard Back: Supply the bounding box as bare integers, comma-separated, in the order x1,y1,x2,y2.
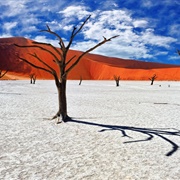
1,37,180,80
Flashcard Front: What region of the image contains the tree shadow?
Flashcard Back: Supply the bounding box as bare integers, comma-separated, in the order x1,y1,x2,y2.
67,118,180,156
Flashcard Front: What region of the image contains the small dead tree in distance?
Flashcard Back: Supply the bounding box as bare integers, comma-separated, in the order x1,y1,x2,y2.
0,70,8,78
114,75,120,87
79,76,82,85
29,74,33,84
149,74,157,85
29,73,36,84
15,15,119,122
33,75,37,84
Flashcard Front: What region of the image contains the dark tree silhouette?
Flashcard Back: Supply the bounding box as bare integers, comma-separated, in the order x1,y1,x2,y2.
29,73,36,84
29,74,33,84
114,75,120,86
33,74,36,84
15,15,119,122
0,70,8,78
79,76,82,85
149,74,157,85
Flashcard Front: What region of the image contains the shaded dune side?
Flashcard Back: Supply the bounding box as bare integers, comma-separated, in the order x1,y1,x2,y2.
0,37,180,80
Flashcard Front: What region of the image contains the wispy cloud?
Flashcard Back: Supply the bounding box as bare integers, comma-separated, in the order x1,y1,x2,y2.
3,22,17,31
140,0,180,8
141,29,176,48
0,1,27,17
133,19,148,28
58,5,90,20
168,24,180,37
57,6,176,59
0,0,179,64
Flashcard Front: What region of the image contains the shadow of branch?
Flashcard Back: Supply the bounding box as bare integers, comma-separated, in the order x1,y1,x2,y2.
68,119,180,156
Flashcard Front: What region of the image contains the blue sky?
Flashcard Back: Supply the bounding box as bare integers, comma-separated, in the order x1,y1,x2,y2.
0,0,180,64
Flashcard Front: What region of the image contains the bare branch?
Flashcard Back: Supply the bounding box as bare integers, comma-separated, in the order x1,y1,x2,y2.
33,41,63,60
0,70,8,78
114,75,120,86
46,24,51,31
29,73,36,84
66,15,91,50
65,35,119,74
149,74,157,85
114,75,120,81
14,44,60,63
149,74,157,80
17,56,52,74
28,53,56,73
40,25,66,51
65,55,76,66
73,15,91,37
103,36,106,40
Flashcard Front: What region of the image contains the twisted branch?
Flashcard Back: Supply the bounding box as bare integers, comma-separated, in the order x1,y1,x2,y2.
14,44,60,64
65,35,119,74
41,24,66,51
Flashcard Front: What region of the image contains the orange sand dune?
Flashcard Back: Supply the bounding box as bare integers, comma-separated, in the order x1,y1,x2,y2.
0,37,180,80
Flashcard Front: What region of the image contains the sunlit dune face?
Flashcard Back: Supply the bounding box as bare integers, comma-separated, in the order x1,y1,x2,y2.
1,37,180,80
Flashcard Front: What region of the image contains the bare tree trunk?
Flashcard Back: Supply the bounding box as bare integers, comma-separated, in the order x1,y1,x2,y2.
116,81,119,87
151,80,154,85
149,74,157,85
79,76,82,85
114,75,120,87
59,79,68,120
54,77,70,122
30,79,33,84
33,75,36,84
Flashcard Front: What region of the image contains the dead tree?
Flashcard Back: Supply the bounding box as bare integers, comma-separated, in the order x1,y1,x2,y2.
79,76,82,85
30,74,34,84
114,75,120,87
0,70,8,78
33,75,37,84
149,74,157,85
29,73,36,84
15,15,119,122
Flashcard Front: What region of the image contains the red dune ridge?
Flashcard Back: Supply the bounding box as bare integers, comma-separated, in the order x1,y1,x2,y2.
0,37,180,80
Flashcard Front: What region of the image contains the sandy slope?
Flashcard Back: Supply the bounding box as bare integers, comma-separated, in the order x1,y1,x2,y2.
1,37,180,80
0,80,180,179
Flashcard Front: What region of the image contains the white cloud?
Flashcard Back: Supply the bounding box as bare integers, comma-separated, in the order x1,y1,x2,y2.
3,22,17,32
0,33,13,38
22,26,38,33
82,10,133,41
58,5,90,20
99,10,132,25
70,36,152,60
141,0,155,8
0,1,27,17
169,24,180,36
97,0,119,9
1,2,178,62
169,55,180,60
141,29,177,48
140,0,180,8
133,19,148,28
22,16,39,25
45,6,177,60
